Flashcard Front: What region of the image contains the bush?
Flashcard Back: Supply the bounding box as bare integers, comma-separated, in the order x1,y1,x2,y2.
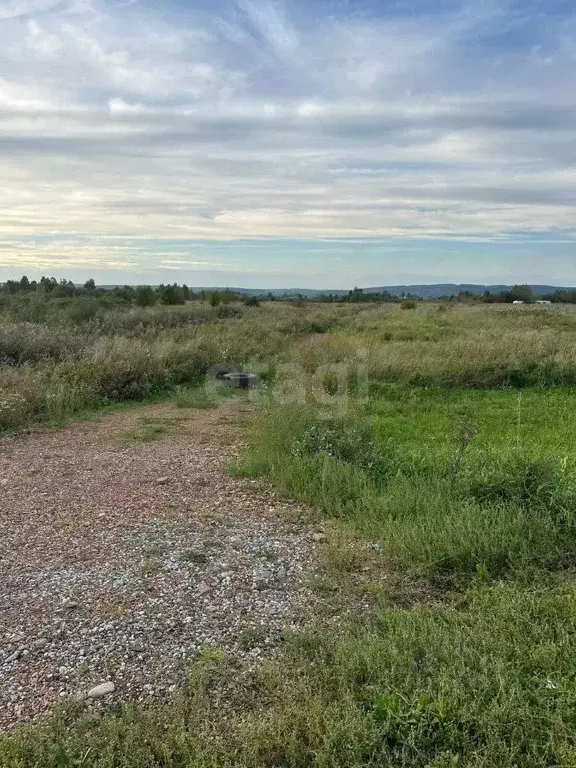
216,304,243,319
292,418,388,478
65,298,99,324
209,292,221,307
0,323,78,364
134,285,157,307
159,284,185,306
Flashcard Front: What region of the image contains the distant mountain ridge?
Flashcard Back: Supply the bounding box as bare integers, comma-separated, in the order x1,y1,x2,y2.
194,284,573,298
97,283,573,298
361,284,570,299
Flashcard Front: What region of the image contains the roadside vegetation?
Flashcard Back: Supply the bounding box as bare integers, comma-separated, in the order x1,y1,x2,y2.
2,283,576,766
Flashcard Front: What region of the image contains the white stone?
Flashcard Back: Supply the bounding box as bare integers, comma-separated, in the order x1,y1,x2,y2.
87,681,115,698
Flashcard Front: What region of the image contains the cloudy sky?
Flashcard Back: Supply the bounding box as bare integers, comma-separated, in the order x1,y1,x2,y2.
1,0,575,288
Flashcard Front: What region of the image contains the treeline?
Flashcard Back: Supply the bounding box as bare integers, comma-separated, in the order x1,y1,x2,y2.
329,285,576,304
447,285,576,304
3,276,576,306
0,278,406,306
0,276,262,307
317,287,406,303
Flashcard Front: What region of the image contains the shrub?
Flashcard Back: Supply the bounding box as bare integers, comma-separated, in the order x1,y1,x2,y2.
65,298,99,324
159,284,185,306
466,453,576,521
134,285,157,307
292,418,388,478
208,292,221,307
216,304,243,319
0,323,78,364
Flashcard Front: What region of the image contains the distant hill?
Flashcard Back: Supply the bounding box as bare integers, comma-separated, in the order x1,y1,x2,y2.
362,284,571,298
99,284,573,298
194,284,572,299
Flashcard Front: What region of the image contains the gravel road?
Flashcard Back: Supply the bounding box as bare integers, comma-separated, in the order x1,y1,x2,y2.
0,401,320,731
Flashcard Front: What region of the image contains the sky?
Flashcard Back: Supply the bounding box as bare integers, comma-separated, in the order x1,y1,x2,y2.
1,0,575,288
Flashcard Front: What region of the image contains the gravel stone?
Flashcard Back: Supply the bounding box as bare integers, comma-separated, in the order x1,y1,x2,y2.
87,682,115,699
0,401,320,731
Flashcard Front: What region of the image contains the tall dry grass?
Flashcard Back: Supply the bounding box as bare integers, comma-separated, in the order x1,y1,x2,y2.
3,301,576,430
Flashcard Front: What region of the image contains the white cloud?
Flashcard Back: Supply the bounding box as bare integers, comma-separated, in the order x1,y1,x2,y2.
0,0,61,21
0,0,575,278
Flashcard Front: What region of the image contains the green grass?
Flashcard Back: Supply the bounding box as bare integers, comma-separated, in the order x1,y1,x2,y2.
3,300,576,766
180,549,209,564
237,387,576,584
367,383,576,456
2,583,576,767
173,386,219,409
4,301,576,434
123,419,168,442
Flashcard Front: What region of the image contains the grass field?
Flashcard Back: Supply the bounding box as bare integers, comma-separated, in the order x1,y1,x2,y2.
2,297,576,766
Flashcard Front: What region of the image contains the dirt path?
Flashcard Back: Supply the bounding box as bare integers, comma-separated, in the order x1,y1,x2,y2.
0,401,320,731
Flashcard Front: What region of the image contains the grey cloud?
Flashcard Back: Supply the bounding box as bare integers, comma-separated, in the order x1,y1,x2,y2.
0,0,575,254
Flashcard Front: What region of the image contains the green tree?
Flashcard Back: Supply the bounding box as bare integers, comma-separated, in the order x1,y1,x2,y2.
39,276,57,293
510,284,533,303
115,285,136,302
348,287,365,303
159,283,185,305
208,291,221,307
84,278,96,291
135,285,157,307
52,279,76,298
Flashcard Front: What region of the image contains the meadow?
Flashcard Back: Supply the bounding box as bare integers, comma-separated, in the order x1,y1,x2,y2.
2,294,576,766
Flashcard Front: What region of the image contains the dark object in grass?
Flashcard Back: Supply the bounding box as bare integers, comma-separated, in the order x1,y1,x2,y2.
210,363,236,380
222,372,258,389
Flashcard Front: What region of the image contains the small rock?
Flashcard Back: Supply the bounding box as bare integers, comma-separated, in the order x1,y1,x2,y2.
32,638,48,651
0,479,8,487
5,650,21,663
156,477,169,485
197,581,212,596
87,682,115,699
63,600,79,610
311,533,326,542
276,566,287,581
